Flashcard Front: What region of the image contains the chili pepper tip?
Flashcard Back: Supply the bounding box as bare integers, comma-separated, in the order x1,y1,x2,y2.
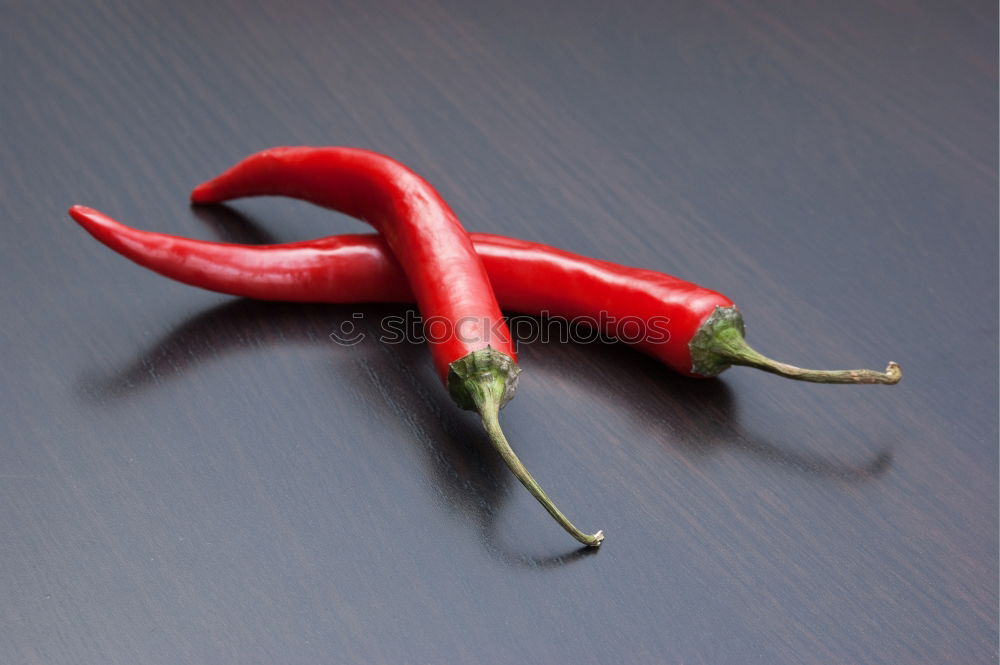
190,182,213,204
69,205,109,234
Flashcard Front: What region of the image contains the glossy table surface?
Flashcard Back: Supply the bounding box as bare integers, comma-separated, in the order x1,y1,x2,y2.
2,1,996,663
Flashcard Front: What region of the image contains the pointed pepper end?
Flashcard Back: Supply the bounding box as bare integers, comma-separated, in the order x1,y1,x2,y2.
189,181,216,204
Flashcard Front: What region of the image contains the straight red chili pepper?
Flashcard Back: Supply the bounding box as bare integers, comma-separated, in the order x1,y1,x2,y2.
70,205,902,386
77,146,604,547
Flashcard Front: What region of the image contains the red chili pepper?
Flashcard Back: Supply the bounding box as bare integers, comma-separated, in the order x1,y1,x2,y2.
78,146,605,547
192,147,513,383
69,205,902,386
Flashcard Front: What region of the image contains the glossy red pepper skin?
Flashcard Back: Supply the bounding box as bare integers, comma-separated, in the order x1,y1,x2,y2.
71,204,901,387
79,147,608,547
191,146,515,383
70,151,899,547
70,205,733,378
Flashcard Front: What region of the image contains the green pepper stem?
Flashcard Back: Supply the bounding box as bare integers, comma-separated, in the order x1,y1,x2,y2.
717,330,900,383
475,388,604,547
448,348,603,547
690,306,902,384
714,323,900,384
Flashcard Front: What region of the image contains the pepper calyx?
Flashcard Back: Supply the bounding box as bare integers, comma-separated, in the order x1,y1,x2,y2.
447,346,520,412
689,305,745,378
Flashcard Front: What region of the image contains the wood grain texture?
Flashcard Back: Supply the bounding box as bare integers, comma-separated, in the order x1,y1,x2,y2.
1,0,996,663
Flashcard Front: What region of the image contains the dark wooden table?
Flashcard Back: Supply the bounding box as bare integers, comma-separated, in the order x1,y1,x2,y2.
2,1,996,663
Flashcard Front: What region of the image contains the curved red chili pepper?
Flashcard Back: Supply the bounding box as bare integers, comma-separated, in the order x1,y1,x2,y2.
70,205,902,386
76,146,606,547
192,147,515,381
